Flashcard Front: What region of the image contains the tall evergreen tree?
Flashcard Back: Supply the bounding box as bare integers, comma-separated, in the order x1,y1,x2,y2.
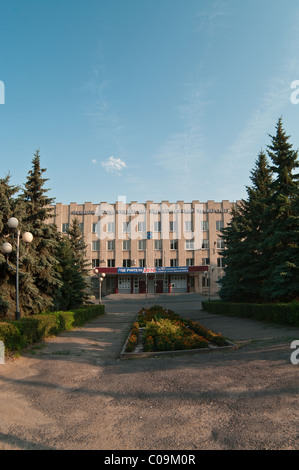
67,218,90,277
20,150,62,313
261,118,299,301
66,218,91,303
219,151,273,301
0,175,40,318
55,235,87,310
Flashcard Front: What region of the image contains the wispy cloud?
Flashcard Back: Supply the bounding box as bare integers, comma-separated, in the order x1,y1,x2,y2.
101,156,127,174
196,0,231,34
153,80,211,197
83,41,126,144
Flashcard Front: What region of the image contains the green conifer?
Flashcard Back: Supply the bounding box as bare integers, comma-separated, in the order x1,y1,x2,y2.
20,150,62,313
261,118,299,301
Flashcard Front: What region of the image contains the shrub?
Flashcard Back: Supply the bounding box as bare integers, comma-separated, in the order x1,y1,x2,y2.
0,304,105,353
202,300,299,327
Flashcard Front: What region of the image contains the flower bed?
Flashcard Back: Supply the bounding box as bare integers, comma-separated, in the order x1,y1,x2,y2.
124,305,229,354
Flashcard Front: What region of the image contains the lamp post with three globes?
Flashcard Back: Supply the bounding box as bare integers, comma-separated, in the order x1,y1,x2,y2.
1,217,33,320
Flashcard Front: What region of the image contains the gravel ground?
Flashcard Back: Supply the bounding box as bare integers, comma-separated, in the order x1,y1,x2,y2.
0,293,298,451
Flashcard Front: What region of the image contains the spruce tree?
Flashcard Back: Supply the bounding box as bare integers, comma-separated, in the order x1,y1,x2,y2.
0,174,40,318
261,118,299,301
55,235,87,310
66,218,90,303
21,150,62,313
67,218,90,277
219,151,273,301
218,204,248,301
0,175,21,318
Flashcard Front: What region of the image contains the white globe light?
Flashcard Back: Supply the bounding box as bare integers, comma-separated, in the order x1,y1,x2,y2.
22,232,33,243
7,217,19,229
101,273,106,278
1,242,13,254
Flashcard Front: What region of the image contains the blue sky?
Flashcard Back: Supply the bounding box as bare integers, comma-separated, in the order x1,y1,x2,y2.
1,0,299,205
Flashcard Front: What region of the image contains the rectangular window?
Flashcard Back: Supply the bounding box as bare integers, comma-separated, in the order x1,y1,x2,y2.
186,258,194,266
92,240,100,251
138,222,146,232
185,239,194,250
107,259,115,267
138,240,146,250
154,259,163,267
123,240,131,251
107,222,115,233
216,220,224,231
202,258,210,266
139,259,145,267
154,240,162,250
202,276,210,287
202,239,209,249
62,223,69,233
170,221,178,232
123,259,131,267
217,257,225,268
170,258,178,267
217,239,225,249
154,221,161,232
107,240,115,251
122,222,129,233
118,276,131,289
201,221,209,231
171,275,187,288
185,221,193,232
92,259,100,268
170,240,178,250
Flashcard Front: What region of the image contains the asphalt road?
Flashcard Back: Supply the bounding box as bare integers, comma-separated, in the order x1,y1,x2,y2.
0,293,298,451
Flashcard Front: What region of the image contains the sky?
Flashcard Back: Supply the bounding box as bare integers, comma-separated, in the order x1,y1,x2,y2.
1,0,299,205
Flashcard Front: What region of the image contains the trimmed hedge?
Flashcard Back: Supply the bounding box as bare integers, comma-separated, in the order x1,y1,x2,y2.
202,300,299,327
0,304,105,353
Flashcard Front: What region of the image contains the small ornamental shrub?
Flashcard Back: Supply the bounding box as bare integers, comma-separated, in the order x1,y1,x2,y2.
130,306,228,353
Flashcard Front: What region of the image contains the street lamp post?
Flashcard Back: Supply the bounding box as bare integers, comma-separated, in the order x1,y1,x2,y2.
1,217,33,320
94,269,106,303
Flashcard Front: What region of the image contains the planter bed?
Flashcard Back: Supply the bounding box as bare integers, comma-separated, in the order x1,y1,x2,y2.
120,305,236,360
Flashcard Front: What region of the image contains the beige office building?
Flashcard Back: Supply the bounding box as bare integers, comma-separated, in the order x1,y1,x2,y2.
47,199,236,298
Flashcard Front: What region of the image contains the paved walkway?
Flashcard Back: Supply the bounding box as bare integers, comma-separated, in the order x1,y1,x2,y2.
0,293,298,450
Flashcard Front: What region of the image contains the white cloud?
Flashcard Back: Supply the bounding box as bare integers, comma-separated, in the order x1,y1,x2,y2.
101,156,127,174
91,159,97,164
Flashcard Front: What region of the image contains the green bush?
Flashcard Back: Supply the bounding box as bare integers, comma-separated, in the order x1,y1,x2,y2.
0,322,23,351
0,304,105,353
202,300,299,326
139,306,227,352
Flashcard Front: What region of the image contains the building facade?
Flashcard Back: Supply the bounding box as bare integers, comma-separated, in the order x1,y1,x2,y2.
47,199,236,298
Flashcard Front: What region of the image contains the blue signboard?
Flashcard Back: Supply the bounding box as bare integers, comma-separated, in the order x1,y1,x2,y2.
117,266,190,274
156,266,189,273
117,267,144,274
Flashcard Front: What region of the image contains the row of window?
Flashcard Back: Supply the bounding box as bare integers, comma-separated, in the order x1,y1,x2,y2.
91,258,225,268
91,239,225,251
62,220,225,234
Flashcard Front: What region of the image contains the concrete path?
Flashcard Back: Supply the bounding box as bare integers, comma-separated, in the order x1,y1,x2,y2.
0,293,298,450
